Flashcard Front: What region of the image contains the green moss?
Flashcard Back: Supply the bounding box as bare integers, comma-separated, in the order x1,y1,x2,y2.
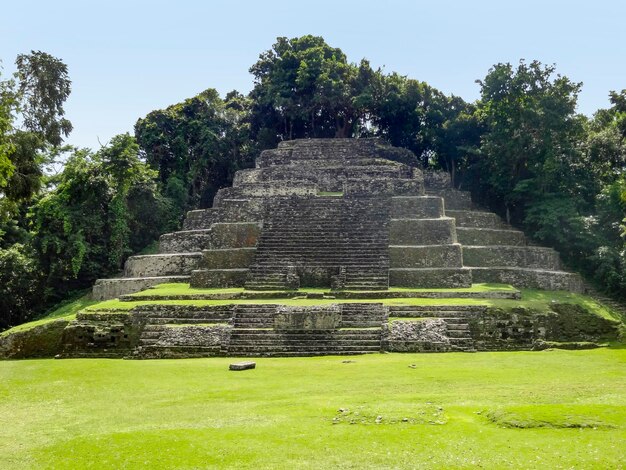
486,405,621,429
128,283,517,299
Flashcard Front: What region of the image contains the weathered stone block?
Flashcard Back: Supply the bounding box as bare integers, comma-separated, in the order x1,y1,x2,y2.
230,361,256,370
463,246,562,270
470,267,583,292
190,268,249,288
389,244,463,268
207,223,261,249
91,276,189,301
445,210,505,229
202,248,256,269
345,178,424,196
456,227,526,246
426,189,473,210
62,317,138,357
391,196,443,218
389,218,457,245
422,171,452,190
0,320,69,359
152,325,230,348
159,230,213,253
385,319,451,352
389,268,473,288
274,305,341,330
124,253,202,277
233,169,262,186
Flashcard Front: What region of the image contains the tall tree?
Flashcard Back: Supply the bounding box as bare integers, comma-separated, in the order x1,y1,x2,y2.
473,60,584,224
135,88,253,212
0,51,72,210
15,51,72,146
249,35,371,140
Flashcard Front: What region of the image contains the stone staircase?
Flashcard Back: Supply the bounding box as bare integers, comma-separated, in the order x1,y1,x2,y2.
133,306,233,358
227,303,386,356
246,197,391,290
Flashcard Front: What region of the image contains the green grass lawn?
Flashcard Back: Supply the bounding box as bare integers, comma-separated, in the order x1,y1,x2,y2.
86,286,620,320
1,350,624,469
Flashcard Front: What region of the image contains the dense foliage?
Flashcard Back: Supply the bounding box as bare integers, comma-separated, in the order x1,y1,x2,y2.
0,36,625,330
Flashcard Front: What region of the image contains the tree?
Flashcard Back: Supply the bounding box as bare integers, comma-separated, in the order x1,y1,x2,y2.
135,89,254,212
30,140,172,303
0,68,17,187
0,244,43,329
249,35,371,140
0,51,72,214
473,60,584,224
15,51,72,146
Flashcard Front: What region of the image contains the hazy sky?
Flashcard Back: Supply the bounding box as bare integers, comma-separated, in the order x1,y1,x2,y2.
2,0,625,150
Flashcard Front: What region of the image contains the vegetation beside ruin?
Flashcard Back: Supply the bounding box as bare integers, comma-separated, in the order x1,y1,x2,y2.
0,350,624,468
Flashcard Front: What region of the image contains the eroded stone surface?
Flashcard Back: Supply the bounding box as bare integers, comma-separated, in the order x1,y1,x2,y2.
229,361,256,371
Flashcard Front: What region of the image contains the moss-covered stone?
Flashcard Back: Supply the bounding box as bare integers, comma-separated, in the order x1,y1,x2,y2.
0,319,69,359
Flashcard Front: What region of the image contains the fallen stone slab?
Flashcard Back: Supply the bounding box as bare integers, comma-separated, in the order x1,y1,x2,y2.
229,361,256,371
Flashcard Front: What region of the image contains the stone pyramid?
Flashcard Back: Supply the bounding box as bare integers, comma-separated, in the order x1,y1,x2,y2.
93,138,581,299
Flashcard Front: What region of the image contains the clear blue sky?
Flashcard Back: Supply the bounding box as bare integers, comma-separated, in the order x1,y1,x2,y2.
2,0,624,150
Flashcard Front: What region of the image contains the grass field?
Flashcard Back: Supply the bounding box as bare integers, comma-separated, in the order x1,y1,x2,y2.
1,349,624,469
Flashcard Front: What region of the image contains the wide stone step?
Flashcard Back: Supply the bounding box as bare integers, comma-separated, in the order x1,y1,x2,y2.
228,344,381,351
145,318,231,325
445,210,506,229
202,248,257,269
159,230,213,253
389,244,463,269
426,189,474,210
341,323,385,328
470,267,584,292
456,227,526,246
229,336,382,343
389,218,457,245
391,196,444,219
190,268,249,288
389,268,472,288
91,276,190,301
160,223,261,253
124,252,202,278
462,246,562,270
389,305,487,313
388,311,484,319
136,346,222,358
228,351,378,357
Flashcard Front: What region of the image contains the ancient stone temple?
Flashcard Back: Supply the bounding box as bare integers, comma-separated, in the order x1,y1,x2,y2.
93,138,582,299
5,138,617,360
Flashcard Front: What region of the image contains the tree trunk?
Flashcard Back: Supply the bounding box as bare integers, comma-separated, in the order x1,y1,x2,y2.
450,159,456,188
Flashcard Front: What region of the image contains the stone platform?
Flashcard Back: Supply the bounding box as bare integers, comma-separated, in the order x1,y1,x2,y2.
38,293,619,360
